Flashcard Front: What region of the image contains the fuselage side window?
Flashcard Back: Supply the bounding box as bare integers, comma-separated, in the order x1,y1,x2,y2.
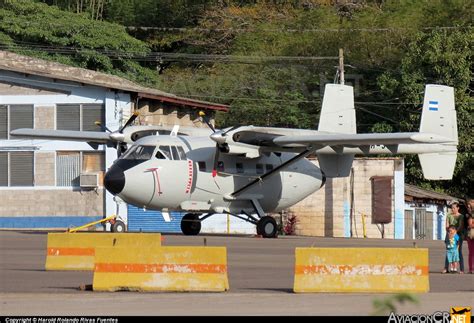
236,162,244,174
171,146,179,160
159,146,171,160
198,161,206,172
177,146,187,160
256,163,264,174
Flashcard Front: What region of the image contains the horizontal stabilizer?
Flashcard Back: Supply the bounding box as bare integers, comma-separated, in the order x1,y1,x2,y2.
418,152,457,180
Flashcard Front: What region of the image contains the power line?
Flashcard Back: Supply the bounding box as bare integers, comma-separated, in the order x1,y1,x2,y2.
154,92,421,106
125,26,473,33
0,42,337,63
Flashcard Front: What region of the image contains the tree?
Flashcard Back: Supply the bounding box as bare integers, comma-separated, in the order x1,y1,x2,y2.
0,0,157,85
377,29,473,197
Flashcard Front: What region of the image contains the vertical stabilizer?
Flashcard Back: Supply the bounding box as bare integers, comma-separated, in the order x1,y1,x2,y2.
317,84,356,177
420,84,458,142
418,85,458,180
318,84,356,134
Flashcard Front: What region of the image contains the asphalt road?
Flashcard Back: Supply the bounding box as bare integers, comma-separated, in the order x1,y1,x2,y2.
0,231,473,316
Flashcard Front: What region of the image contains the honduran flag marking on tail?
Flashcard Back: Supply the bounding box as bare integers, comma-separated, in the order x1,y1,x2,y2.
428,100,439,111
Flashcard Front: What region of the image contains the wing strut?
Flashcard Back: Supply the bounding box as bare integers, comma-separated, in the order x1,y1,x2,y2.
231,148,316,197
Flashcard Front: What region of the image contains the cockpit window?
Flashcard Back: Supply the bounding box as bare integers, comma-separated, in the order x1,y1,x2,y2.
121,145,155,160
155,151,166,159
177,146,187,160
159,146,172,159
171,146,179,160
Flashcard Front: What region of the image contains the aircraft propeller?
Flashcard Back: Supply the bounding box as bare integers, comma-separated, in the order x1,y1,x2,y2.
199,111,241,177
199,111,220,177
95,111,140,157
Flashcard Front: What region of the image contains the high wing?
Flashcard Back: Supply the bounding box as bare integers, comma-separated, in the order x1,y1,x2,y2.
231,129,454,148
10,128,111,143
10,124,213,144
210,84,458,180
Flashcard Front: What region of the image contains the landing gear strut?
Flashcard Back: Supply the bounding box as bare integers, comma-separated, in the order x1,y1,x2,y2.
180,213,201,235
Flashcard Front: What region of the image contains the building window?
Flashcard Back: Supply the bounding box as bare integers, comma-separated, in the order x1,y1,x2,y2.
236,162,244,174
0,151,34,187
265,164,274,172
56,151,104,187
56,104,104,131
256,163,264,174
0,105,34,140
56,152,80,186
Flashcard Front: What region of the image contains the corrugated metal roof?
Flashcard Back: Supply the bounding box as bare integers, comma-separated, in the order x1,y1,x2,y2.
405,183,459,203
0,50,229,111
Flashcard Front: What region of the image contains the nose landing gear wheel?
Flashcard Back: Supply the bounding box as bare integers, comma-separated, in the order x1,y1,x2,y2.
256,216,278,238
181,213,201,236
111,220,126,232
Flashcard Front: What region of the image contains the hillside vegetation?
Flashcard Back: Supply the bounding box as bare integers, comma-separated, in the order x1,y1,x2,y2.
0,0,472,197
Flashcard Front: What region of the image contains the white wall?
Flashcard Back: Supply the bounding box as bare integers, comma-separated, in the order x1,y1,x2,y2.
0,70,132,221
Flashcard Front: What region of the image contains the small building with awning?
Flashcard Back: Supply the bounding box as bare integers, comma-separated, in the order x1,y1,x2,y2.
404,184,460,240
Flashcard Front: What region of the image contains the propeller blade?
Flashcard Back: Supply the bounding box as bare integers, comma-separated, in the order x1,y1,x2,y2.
119,111,139,133
199,111,216,133
212,143,220,177
223,125,240,135
94,121,113,133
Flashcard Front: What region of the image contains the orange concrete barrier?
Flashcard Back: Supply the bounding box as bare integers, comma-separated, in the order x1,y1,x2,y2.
45,233,162,271
93,246,229,292
294,248,429,293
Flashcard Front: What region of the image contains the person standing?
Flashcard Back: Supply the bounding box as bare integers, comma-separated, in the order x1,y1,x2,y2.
446,225,461,272
443,201,465,273
465,198,474,274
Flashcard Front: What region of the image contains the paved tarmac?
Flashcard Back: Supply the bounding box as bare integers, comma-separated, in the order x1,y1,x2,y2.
0,231,472,316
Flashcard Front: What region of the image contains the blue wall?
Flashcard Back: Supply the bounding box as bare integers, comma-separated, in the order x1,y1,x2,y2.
0,216,102,229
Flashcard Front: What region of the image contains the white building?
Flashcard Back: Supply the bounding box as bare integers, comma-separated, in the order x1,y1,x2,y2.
0,50,228,230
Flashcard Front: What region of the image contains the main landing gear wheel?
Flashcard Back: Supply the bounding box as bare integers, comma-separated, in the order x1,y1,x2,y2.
181,213,201,236
257,216,278,238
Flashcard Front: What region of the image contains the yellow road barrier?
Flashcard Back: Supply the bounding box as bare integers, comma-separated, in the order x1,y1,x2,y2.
93,246,229,292
294,248,429,293
45,233,162,271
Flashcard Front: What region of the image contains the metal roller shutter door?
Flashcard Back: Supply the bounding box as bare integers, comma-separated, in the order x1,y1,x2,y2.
127,205,184,233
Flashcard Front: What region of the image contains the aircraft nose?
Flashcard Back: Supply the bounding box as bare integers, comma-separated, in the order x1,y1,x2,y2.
104,164,125,195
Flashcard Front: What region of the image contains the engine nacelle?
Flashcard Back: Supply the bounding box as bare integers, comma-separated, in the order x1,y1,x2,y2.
221,142,261,158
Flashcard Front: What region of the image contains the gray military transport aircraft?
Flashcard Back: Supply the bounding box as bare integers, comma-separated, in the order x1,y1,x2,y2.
11,84,458,238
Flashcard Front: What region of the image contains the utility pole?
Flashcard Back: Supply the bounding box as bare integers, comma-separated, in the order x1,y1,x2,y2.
338,48,345,85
